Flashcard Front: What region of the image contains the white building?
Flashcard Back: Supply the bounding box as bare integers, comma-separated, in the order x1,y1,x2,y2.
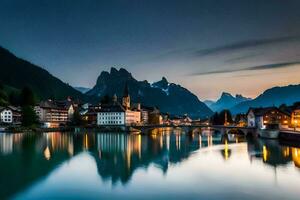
0,107,13,124
97,104,126,125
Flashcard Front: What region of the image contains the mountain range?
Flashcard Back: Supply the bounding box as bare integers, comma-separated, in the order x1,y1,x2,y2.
204,92,251,112
1,45,300,117
86,68,213,118
230,84,300,114
74,87,91,94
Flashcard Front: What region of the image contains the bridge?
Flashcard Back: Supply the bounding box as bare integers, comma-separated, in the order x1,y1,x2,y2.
131,124,257,136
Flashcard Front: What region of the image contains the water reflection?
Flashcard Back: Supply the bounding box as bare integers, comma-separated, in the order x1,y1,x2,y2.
0,129,300,199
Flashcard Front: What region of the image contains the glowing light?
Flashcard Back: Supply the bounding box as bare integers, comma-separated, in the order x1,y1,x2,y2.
44,147,51,160
263,145,268,162
224,140,229,160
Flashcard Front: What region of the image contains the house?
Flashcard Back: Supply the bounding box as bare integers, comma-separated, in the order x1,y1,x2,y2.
291,106,300,128
280,102,300,129
170,115,192,126
140,105,160,125
247,107,290,129
35,99,75,128
234,114,247,127
81,104,101,125
0,107,13,124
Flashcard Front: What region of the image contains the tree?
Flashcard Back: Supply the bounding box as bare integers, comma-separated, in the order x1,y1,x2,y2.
210,112,221,125
100,94,111,104
20,87,35,106
21,106,38,127
0,83,8,106
219,109,233,125
71,110,82,126
9,91,21,106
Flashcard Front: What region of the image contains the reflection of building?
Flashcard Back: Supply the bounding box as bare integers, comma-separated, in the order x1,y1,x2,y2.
247,107,290,129
35,99,75,128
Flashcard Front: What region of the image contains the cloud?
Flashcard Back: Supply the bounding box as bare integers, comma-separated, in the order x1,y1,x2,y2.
194,35,300,57
190,62,300,76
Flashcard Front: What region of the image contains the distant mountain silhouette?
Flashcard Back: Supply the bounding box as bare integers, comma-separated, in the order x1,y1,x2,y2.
0,46,83,100
231,84,300,114
87,67,213,118
74,86,91,94
205,92,251,112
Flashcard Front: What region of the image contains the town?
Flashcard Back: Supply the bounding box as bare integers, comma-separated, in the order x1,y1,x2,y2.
1,84,300,140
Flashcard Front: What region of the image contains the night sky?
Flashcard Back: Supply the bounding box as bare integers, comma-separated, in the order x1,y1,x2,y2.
1,0,300,100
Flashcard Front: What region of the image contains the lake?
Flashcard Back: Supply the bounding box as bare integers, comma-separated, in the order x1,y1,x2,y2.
1,129,300,200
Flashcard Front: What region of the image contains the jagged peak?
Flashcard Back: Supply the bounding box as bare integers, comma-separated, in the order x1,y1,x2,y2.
220,92,234,98
152,77,169,89
161,76,168,83
110,67,118,74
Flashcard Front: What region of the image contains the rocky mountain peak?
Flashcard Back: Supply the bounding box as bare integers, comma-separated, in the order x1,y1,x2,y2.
152,76,169,89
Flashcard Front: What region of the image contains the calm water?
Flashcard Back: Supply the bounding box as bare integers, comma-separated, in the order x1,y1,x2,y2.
1,129,300,200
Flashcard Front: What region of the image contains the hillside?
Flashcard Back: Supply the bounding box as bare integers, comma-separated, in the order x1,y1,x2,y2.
0,46,83,100
231,84,300,114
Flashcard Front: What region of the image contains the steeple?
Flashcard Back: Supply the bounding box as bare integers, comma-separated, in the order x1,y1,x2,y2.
123,82,129,97
122,83,130,109
112,93,118,103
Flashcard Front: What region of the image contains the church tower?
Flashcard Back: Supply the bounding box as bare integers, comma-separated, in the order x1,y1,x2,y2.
122,83,130,109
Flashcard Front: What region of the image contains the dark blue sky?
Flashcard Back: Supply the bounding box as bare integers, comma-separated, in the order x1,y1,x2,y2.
1,0,300,100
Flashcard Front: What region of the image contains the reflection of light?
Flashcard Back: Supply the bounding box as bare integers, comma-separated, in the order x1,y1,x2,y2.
44,147,51,160
138,134,142,159
199,135,202,148
263,145,268,162
84,134,89,150
263,120,268,124
282,147,290,157
224,140,229,160
292,148,300,168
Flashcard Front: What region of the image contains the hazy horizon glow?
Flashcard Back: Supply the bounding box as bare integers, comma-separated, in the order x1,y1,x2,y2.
1,0,300,100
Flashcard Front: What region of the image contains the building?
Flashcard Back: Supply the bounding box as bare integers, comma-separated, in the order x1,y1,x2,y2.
169,115,192,126
247,107,290,129
0,107,13,124
81,104,101,125
234,114,247,127
280,102,300,129
291,107,300,128
97,87,141,126
97,103,126,125
148,107,163,125
35,99,75,128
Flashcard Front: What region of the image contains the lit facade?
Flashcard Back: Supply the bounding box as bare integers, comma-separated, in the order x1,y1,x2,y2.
0,108,13,124
247,107,291,129
35,99,74,128
97,111,125,125
291,108,300,128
